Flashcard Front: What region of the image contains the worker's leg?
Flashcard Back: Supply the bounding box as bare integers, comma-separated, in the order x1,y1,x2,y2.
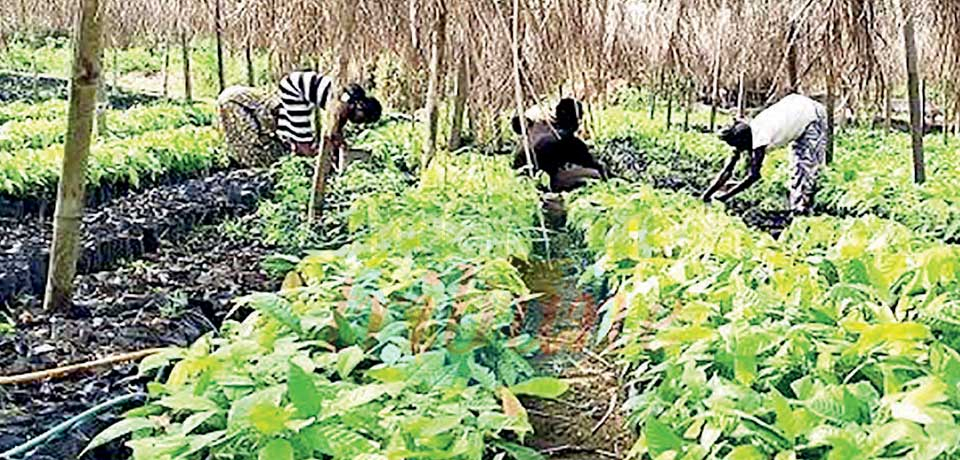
789,109,828,214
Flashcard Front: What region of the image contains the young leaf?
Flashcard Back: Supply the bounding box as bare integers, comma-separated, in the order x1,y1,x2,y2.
337,346,365,380
289,362,321,417
645,416,683,457
508,377,570,399
259,439,294,460
81,417,157,456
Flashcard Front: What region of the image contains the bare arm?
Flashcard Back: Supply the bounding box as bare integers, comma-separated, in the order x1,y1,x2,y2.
702,150,742,201
716,147,766,202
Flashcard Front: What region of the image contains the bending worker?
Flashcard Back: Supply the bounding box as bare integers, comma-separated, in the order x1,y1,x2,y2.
702,93,827,214
216,70,382,167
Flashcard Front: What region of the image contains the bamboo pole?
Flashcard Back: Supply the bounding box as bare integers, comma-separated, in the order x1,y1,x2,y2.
42,0,104,312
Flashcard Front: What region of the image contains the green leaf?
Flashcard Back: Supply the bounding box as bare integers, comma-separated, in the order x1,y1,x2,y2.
81,417,157,456
334,310,358,345
646,416,683,456
496,441,546,460
181,410,218,435
259,439,294,460
289,362,321,417
157,393,219,412
337,346,365,380
509,377,570,399
726,445,764,460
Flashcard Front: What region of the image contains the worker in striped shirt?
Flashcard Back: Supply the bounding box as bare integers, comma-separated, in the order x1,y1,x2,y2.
216,71,382,167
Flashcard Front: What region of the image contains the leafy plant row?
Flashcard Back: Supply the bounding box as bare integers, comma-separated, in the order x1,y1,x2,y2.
0,99,67,124
88,154,566,460
0,125,227,197
0,102,215,151
568,181,960,459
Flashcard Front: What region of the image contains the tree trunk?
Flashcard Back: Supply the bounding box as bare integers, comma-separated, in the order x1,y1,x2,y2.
683,80,692,131
308,0,355,223
448,43,469,151
181,31,192,102
902,0,925,184
43,0,104,312
710,46,722,131
422,2,447,168
920,78,926,131
245,37,255,86
214,0,226,94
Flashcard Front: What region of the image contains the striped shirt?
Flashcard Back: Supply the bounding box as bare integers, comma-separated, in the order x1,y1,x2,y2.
276,71,333,144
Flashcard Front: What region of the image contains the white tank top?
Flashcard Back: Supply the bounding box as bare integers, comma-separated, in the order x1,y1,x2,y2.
750,94,824,150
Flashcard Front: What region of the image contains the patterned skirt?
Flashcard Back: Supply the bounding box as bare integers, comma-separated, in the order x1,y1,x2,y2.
788,105,828,213
216,86,287,168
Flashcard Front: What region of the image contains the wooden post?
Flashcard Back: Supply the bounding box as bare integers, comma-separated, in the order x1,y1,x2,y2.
884,86,892,133
683,80,692,131
787,22,798,93
902,0,925,184
43,0,104,312
308,0,355,223
649,68,664,120
161,33,170,97
825,16,837,165
245,37,255,86
214,0,226,94
422,0,447,168
448,40,470,151
737,72,745,118
710,48,721,131
512,0,534,172
920,78,926,132
181,31,192,102
665,78,674,130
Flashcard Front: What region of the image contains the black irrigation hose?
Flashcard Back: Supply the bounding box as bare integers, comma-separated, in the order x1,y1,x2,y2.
0,393,145,459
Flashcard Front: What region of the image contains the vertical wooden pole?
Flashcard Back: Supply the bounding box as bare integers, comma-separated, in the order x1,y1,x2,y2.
181,31,192,102
902,0,925,184
308,0,354,223
245,37,255,86
825,14,837,165
665,78,674,130
786,22,798,93
920,78,927,132
43,0,104,312
884,86,892,133
737,72,745,118
422,0,447,168
710,47,721,131
161,33,170,97
448,39,470,151
683,80,692,131
214,0,226,94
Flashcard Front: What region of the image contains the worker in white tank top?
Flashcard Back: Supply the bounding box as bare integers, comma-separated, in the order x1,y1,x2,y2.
702,93,828,214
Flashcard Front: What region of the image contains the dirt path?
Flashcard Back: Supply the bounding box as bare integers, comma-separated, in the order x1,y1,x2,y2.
517,206,636,459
